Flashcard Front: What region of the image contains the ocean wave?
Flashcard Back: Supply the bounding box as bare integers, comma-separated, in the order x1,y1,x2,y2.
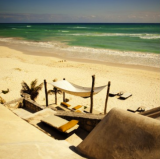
0,37,159,58
139,35,160,39
60,46,160,68
68,33,160,39
61,31,69,32
0,38,56,48
67,27,88,29
0,37,159,68
68,26,102,30
61,45,160,59
27,25,31,27
73,27,88,28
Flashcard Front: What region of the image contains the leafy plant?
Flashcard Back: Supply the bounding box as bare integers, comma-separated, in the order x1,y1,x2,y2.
21,79,43,101
47,87,62,95
47,79,62,95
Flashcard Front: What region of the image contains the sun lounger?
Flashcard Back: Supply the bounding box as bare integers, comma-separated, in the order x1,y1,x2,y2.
41,115,79,133
61,102,83,111
72,105,82,110
75,109,84,113
61,102,71,108
109,91,124,97
71,105,84,113
109,90,120,96
119,92,132,99
127,107,145,113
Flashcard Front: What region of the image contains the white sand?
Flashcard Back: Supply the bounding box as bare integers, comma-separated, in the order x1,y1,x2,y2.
0,46,160,112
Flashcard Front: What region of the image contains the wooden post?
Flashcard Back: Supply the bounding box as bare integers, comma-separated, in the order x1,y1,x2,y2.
104,81,111,114
90,75,95,113
55,87,57,104
63,78,65,102
44,79,48,107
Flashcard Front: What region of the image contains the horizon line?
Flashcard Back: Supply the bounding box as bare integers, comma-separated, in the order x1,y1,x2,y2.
0,22,160,24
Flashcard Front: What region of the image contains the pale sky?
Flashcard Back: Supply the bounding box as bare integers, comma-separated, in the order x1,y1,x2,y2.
0,0,160,23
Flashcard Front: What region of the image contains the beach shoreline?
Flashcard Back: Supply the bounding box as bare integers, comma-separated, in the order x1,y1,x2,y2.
0,40,160,72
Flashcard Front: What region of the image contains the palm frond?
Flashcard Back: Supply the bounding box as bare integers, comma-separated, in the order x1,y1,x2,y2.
47,87,62,95
47,90,55,95
57,90,62,94
30,79,38,89
32,84,43,94
21,81,30,94
21,79,43,101
31,92,39,101
31,83,43,100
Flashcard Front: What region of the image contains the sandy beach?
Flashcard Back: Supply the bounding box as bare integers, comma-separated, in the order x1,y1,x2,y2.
0,45,160,113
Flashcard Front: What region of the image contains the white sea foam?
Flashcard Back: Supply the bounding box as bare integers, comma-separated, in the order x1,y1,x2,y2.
68,33,160,39
61,46,160,68
0,37,159,68
0,37,159,58
140,35,160,39
0,38,55,48
61,45,159,59
61,31,69,32
73,27,88,28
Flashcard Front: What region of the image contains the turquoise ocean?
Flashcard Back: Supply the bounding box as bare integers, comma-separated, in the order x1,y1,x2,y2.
0,23,160,67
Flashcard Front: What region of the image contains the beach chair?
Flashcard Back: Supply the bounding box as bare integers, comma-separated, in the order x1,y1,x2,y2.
61,102,84,112
119,92,132,99
61,102,71,108
109,91,124,97
75,110,83,113
41,115,79,133
72,105,82,110
109,90,120,97
127,107,145,113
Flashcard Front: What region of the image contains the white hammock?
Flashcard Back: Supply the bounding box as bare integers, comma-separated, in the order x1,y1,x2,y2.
49,80,107,98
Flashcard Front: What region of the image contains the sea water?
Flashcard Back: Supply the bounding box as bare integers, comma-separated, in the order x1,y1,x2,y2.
0,23,160,67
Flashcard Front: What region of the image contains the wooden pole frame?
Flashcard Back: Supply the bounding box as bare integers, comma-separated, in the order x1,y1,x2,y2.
63,78,65,102
90,75,95,113
44,79,48,107
54,87,57,104
104,81,111,114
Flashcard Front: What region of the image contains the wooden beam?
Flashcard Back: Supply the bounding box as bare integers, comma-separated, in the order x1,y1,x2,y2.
54,87,57,104
140,106,160,116
44,79,48,107
90,75,95,113
63,78,65,102
104,81,111,114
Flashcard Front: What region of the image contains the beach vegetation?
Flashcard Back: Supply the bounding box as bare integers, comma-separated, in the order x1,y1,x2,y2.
47,88,62,95
47,78,62,95
21,79,43,101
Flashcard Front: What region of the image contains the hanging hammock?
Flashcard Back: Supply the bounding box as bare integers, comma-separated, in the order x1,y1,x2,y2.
49,80,107,98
